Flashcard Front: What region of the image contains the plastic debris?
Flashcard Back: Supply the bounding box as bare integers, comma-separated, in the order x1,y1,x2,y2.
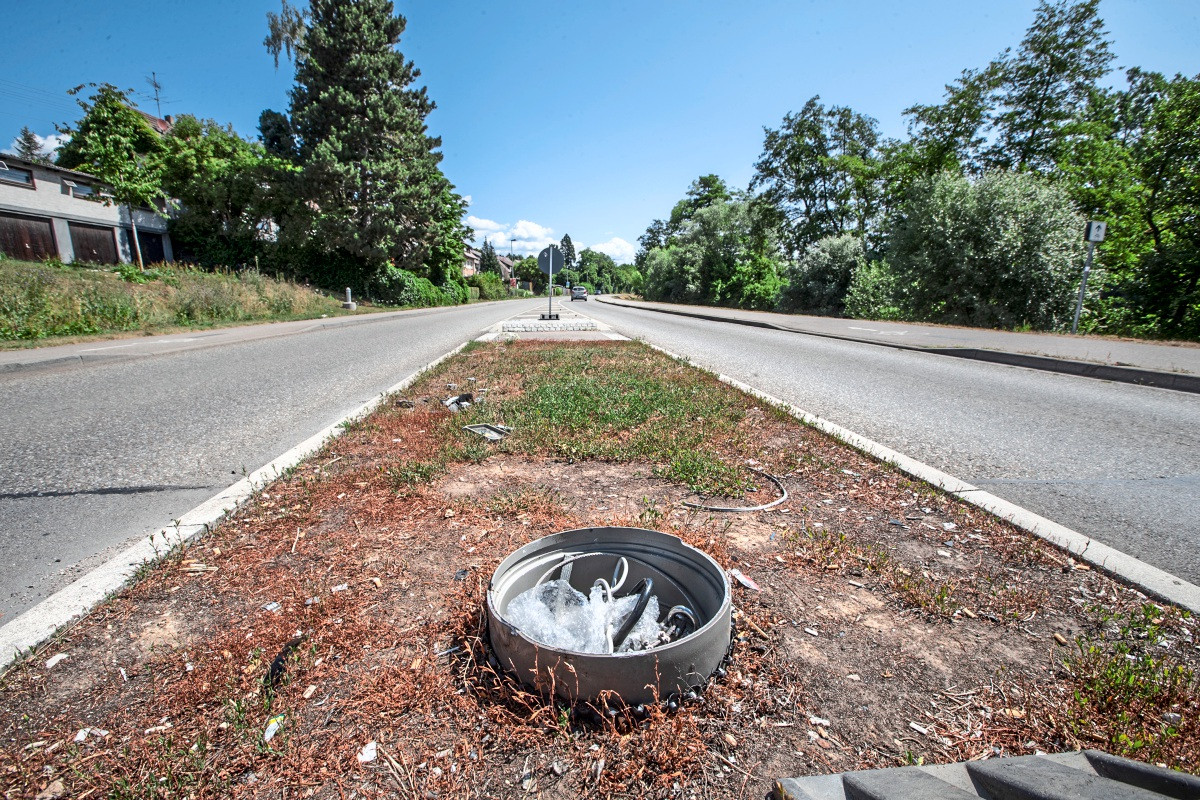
263,714,285,742
74,727,109,743
505,579,667,654
44,653,68,669
357,740,377,763
730,568,760,592
262,601,282,613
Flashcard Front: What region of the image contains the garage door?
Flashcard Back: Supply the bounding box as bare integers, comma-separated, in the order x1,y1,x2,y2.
0,213,57,261
68,222,119,264
133,230,165,264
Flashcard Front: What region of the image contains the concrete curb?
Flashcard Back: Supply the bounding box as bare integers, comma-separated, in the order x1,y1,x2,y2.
645,343,1200,614
0,342,471,671
600,298,1200,394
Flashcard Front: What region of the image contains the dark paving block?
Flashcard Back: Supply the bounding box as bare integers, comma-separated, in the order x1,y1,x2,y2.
844,767,980,800
1084,750,1200,800
967,754,1169,800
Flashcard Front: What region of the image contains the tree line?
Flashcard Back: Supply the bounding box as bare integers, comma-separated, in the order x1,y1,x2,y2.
47,0,473,308
489,233,643,295
637,0,1199,339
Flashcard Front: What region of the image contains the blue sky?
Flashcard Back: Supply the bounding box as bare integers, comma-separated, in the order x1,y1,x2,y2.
4,1,1198,264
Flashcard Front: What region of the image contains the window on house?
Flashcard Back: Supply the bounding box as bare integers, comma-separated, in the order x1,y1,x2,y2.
0,162,34,187
62,179,96,199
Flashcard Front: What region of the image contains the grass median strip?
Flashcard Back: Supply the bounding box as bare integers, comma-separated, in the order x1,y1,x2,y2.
1,339,1195,799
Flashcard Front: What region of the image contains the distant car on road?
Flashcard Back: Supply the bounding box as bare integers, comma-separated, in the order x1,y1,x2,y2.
571,286,588,301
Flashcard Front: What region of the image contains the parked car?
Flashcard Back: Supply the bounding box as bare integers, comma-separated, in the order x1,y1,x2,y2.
571,286,588,301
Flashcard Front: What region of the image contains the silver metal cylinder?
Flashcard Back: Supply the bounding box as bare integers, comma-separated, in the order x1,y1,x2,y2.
487,527,732,705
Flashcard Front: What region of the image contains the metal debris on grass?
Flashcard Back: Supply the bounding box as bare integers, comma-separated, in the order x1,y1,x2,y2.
443,392,474,412
463,423,512,442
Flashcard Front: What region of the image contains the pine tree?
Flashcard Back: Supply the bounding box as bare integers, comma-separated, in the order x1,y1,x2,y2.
285,0,448,282
479,239,501,274
559,234,576,268
14,127,50,163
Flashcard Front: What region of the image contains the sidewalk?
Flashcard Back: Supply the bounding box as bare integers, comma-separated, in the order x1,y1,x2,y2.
598,297,1200,392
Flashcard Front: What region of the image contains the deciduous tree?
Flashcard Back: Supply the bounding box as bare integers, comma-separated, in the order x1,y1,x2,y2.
751,97,882,257
989,0,1114,172
161,115,295,267
57,84,166,270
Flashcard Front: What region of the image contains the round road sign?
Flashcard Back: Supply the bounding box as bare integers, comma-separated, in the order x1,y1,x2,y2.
538,244,564,275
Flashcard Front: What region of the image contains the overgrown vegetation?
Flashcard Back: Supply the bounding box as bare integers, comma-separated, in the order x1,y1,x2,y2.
638,0,1200,339
0,258,357,342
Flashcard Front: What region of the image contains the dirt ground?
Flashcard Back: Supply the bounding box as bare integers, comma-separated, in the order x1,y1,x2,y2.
1,340,1196,800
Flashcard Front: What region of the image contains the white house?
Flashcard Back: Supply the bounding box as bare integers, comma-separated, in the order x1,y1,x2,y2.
0,153,173,265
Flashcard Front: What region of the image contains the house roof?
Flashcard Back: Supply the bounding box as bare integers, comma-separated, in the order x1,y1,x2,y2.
0,151,103,183
137,110,175,135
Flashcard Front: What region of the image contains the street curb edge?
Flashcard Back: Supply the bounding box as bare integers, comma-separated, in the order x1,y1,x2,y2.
645,342,1200,614
0,341,471,671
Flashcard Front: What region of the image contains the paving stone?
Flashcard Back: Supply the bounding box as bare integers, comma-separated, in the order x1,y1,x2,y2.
966,754,1170,800
774,751,1192,800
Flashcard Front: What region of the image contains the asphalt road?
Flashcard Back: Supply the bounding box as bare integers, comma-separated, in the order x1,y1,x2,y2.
581,300,1200,586
0,300,538,622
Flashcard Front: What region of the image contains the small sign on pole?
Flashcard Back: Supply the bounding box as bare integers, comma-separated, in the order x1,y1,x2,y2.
1085,221,1107,243
537,244,564,320
1072,221,1104,334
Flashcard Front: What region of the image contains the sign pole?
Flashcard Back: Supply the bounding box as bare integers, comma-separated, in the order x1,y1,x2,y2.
1073,221,1105,335
548,254,554,319
1071,242,1095,335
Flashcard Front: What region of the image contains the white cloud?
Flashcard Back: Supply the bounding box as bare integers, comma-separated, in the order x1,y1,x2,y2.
39,132,69,154
461,194,472,207
464,216,558,257
510,219,555,241
587,237,636,265
466,215,505,234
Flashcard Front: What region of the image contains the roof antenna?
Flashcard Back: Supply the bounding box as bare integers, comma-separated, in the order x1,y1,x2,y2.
146,72,164,118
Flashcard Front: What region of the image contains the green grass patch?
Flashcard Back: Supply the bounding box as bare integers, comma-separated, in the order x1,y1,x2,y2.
0,258,366,344
443,342,755,496
1061,604,1198,761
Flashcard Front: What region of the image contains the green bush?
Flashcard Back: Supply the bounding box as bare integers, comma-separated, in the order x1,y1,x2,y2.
888,171,1087,330
370,266,458,307
466,271,508,301
844,259,905,320
778,234,865,316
